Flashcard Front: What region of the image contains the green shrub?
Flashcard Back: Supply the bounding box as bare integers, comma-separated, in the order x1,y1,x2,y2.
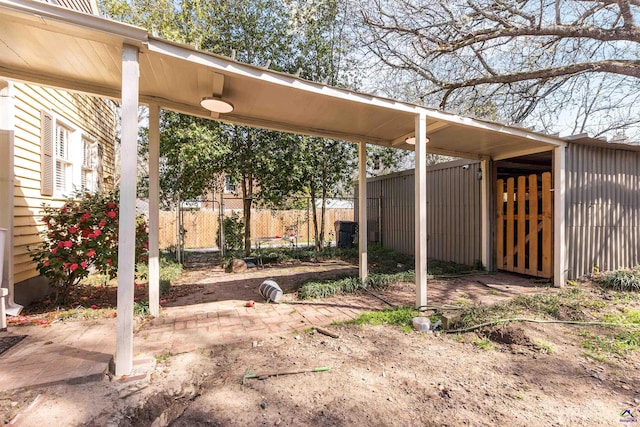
217,212,244,252
299,277,362,299
136,257,182,293
298,271,416,300
29,190,148,303
134,300,151,316
596,269,640,292
351,307,419,327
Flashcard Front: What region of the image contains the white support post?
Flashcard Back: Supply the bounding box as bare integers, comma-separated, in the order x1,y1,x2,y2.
148,104,160,317
116,44,140,377
415,111,427,309
480,158,491,271
358,142,368,282
553,145,566,287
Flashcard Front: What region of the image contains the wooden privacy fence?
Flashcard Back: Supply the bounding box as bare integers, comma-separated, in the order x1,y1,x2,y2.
496,172,553,278
159,208,354,249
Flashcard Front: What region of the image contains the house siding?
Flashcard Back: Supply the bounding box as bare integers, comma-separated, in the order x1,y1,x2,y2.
365,160,482,266
12,83,116,284
565,143,640,279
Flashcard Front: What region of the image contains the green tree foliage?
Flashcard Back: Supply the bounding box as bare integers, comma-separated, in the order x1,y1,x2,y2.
101,0,405,254
158,112,228,204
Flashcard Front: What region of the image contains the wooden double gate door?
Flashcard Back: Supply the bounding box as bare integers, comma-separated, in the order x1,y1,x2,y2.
496,172,553,278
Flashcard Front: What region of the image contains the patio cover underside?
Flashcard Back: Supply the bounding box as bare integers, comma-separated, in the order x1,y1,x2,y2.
0,0,562,157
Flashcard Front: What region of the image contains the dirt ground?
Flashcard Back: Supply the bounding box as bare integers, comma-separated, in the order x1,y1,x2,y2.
3,260,640,426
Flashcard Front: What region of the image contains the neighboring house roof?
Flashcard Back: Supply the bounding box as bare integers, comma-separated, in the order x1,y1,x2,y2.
315,199,354,209
50,0,98,15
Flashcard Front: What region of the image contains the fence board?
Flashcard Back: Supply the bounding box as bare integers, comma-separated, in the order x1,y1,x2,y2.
497,172,552,278
528,174,538,275
496,179,504,270
158,208,354,249
541,172,553,277
505,178,515,270
517,176,526,273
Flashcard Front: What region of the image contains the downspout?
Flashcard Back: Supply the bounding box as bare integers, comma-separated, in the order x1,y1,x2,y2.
0,80,24,316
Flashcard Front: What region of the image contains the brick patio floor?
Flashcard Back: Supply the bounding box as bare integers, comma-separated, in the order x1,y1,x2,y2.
0,270,550,393
0,297,379,392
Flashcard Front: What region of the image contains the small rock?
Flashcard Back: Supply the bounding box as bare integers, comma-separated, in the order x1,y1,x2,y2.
227,259,247,273
260,401,268,410
252,341,258,348
294,335,301,340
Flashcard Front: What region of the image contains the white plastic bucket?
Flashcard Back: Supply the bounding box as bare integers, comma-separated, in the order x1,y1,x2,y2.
412,317,431,332
258,279,283,303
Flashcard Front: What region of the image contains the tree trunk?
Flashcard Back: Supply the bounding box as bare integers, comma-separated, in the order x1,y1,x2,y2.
310,183,321,251
243,175,253,257
319,185,327,250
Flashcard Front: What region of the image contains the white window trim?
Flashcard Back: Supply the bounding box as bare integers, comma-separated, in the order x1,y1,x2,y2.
81,136,98,192
54,121,74,196
46,111,97,198
224,175,237,194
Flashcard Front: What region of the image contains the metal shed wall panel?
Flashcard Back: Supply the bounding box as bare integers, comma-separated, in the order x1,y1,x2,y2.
366,160,482,265
566,143,640,279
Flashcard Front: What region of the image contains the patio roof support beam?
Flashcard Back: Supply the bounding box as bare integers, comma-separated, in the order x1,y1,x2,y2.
553,145,566,287
148,103,160,317
415,111,427,309
358,141,368,282
480,158,491,271
116,44,140,377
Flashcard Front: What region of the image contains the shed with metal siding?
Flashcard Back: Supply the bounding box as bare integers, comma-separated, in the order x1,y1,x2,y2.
368,139,640,279
363,159,482,267
564,138,640,278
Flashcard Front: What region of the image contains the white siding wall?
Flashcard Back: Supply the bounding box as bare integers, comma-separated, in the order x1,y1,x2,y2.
12,83,116,283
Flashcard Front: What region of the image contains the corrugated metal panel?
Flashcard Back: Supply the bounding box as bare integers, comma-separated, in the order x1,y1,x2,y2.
365,160,482,266
53,0,96,15
565,143,640,278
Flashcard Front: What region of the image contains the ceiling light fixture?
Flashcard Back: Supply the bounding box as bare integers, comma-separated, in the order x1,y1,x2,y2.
405,136,430,145
200,96,234,113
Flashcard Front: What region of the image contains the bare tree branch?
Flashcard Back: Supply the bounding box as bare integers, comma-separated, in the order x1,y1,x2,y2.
357,0,640,138
438,60,640,90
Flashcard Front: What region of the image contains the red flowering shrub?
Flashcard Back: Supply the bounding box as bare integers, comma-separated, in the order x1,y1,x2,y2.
29,190,148,303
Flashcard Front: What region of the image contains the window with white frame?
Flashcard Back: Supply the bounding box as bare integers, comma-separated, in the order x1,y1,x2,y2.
55,123,73,194
224,175,237,193
81,137,97,192
40,111,102,197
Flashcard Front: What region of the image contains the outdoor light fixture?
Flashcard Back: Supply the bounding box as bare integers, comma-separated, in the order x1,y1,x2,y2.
200,96,234,113
405,136,430,145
